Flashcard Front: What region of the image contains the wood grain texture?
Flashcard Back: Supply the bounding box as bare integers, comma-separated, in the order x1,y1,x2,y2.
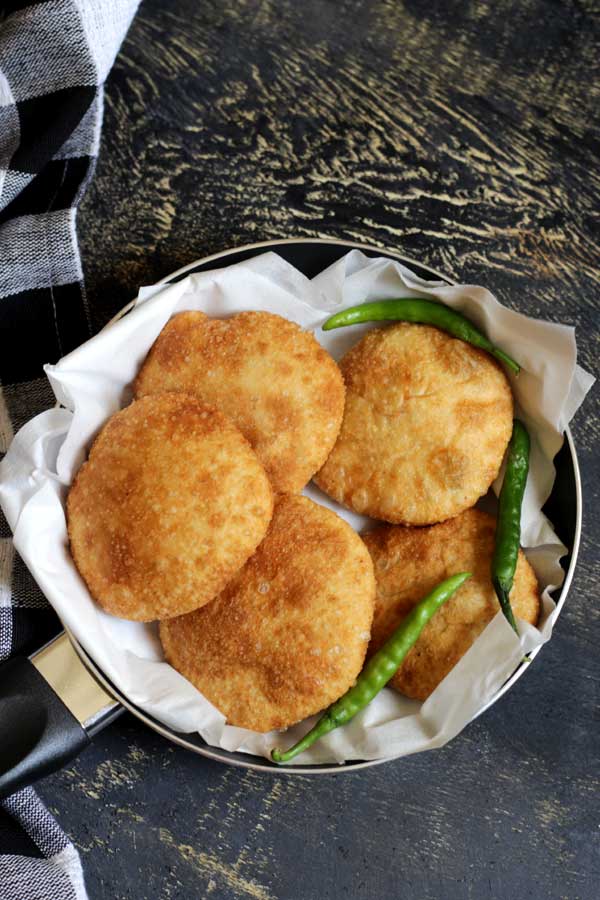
39,1,600,898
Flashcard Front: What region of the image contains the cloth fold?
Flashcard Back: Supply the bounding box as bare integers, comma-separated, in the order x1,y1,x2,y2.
0,1,139,897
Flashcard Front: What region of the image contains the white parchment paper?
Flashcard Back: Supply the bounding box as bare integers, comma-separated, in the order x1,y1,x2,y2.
0,250,594,764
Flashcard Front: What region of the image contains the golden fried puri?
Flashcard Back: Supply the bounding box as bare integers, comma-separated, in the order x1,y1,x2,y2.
315,323,514,525
363,508,540,701
159,494,376,732
135,310,345,494
67,393,273,621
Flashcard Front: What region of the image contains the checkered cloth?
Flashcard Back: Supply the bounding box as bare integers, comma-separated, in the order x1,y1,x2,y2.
0,1,138,896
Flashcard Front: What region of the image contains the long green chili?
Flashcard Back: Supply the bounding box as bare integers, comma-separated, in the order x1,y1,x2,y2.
322,298,520,375
492,419,530,634
271,571,471,764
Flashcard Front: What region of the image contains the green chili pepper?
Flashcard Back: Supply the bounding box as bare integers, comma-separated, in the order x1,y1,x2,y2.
492,419,530,634
271,571,471,764
322,298,520,375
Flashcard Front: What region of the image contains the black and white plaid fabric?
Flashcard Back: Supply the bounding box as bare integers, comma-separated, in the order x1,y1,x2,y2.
0,1,138,896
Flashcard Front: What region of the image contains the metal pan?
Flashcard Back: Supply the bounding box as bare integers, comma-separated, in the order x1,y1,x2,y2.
0,238,582,793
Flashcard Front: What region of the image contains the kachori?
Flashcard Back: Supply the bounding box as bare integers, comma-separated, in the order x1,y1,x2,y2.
363,508,540,701
67,393,273,621
135,310,345,494
315,323,513,525
159,494,376,732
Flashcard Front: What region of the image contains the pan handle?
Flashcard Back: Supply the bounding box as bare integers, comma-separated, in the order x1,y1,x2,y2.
0,632,121,799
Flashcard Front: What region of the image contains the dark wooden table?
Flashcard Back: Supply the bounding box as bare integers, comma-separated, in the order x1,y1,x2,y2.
37,2,600,897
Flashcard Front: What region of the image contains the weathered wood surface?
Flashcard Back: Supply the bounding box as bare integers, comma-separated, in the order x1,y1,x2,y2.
40,1,599,898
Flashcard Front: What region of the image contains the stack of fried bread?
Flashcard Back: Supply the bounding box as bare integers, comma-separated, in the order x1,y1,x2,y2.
68,309,539,734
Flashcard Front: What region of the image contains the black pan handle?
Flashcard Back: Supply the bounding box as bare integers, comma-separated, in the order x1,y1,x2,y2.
0,632,122,799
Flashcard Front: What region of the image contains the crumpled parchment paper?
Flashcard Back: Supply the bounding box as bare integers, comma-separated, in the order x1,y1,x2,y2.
0,249,593,763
